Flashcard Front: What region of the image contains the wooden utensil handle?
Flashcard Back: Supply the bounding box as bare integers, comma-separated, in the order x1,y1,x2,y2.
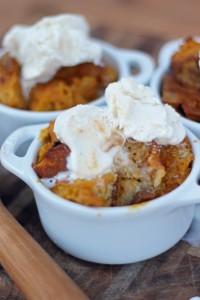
0,201,88,300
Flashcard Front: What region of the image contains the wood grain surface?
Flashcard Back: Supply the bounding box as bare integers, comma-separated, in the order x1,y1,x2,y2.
0,201,89,300
1,0,200,299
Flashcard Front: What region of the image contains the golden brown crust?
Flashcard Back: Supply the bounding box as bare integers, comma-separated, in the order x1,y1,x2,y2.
29,63,117,111
29,79,87,111
162,74,200,121
0,54,26,109
32,143,70,178
0,54,118,111
51,173,116,207
162,38,200,121
171,38,200,88
33,125,193,207
112,140,166,206
70,76,98,102
162,74,184,110
155,137,193,196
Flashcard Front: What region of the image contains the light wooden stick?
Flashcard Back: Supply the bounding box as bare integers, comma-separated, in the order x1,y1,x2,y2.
0,201,88,300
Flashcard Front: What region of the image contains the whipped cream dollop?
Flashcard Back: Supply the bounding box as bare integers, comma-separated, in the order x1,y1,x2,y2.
53,79,185,180
2,14,102,98
54,105,124,180
105,77,185,145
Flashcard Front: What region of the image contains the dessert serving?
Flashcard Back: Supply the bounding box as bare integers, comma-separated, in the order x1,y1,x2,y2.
0,13,154,146
161,37,200,121
1,77,200,264
32,78,193,207
0,14,117,111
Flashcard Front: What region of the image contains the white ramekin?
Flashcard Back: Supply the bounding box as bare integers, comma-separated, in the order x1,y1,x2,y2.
1,124,200,264
0,39,154,146
150,37,200,139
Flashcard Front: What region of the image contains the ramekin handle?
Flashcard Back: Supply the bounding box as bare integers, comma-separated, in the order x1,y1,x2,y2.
0,124,43,182
117,48,155,84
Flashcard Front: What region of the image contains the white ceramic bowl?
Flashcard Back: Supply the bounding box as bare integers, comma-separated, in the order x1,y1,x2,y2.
1,124,200,264
0,39,154,146
150,37,200,139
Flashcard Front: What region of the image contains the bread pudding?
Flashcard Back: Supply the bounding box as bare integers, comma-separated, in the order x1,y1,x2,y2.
32,78,193,207
162,37,200,121
0,14,117,111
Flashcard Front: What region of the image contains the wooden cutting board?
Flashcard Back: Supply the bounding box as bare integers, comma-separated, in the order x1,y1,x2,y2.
1,1,200,298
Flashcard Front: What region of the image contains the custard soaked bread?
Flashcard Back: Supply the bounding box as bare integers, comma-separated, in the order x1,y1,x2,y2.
171,38,200,88
0,54,26,109
33,79,193,207
33,122,192,207
0,14,117,111
162,38,200,121
0,54,117,111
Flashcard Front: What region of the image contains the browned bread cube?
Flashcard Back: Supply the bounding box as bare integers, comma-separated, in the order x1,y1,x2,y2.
0,53,26,109
171,38,200,88
162,74,200,121
32,124,194,207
